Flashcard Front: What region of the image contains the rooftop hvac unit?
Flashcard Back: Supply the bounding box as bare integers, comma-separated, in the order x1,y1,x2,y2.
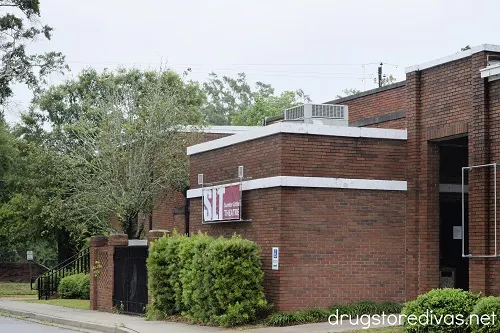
283,103,348,126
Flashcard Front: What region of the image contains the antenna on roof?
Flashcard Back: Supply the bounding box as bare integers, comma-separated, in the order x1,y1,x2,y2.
378,63,383,88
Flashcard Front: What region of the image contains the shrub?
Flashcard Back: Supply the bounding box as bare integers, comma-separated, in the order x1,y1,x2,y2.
266,301,402,326
402,288,480,333
204,235,268,326
147,232,267,327
470,296,500,333
58,273,90,300
146,231,188,319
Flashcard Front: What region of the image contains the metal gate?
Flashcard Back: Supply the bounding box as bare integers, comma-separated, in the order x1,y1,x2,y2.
113,245,148,314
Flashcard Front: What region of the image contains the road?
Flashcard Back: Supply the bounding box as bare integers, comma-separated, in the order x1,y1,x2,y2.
0,316,77,332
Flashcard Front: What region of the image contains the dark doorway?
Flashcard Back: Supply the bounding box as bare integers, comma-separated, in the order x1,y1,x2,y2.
113,246,148,314
438,136,468,290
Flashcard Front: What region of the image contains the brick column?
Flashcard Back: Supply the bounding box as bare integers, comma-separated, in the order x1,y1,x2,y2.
147,229,170,245
469,52,490,294
90,235,107,310
405,70,422,301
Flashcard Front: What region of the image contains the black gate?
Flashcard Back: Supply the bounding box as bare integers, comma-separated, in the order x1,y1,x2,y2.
113,246,148,314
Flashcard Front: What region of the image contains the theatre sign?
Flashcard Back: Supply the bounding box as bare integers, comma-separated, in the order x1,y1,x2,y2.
202,183,241,223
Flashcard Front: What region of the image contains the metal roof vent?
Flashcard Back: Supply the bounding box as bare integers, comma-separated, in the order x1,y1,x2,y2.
284,103,348,126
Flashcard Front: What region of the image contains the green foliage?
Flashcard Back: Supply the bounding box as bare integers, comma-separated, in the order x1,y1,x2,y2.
202,72,310,125
231,90,310,126
0,0,66,104
335,88,362,99
402,288,481,333
58,273,90,300
266,301,402,327
147,233,267,327
470,296,500,333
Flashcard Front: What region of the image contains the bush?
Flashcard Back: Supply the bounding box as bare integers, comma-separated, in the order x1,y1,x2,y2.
266,301,402,326
470,296,500,333
147,232,268,327
58,273,90,300
147,231,188,318
402,288,480,333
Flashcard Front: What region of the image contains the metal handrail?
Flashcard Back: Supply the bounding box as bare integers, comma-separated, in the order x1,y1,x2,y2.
37,248,90,300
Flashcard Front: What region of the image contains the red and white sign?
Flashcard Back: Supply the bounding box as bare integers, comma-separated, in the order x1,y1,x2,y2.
202,184,241,222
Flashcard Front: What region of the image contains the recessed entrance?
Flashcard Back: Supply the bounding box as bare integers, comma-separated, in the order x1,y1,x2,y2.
438,136,468,290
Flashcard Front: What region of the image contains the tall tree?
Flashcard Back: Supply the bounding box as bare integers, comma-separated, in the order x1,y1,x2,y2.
202,72,308,126
0,0,66,104
25,68,205,239
231,90,310,126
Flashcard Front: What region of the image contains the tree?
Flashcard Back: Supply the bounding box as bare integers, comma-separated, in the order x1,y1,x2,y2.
335,88,362,99
0,0,66,104
202,72,309,126
231,90,310,126
379,74,397,87
57,69,204,239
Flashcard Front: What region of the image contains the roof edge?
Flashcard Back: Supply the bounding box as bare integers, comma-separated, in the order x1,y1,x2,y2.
325,81,406,105
405,44,500,73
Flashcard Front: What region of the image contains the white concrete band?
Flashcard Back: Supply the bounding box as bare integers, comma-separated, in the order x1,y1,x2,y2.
186,176,407,198
405,44,500,73
187,122,407,155
480,63,500,82
181,125,254,134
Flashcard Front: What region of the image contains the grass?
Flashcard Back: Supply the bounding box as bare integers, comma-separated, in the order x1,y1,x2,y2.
0,282,37,297
22,299,90,310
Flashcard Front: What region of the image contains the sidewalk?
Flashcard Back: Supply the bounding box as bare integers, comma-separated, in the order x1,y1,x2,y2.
0,298,397,333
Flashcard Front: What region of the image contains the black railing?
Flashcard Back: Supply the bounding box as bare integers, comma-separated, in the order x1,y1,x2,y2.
37,248,90,300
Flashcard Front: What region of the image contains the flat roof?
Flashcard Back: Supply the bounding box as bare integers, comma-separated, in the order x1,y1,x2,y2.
187,122,407,155
405,44,500,73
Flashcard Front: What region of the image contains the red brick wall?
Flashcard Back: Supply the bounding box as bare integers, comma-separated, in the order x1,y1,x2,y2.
0,263,44,283
279,188,406,310
280,134,406,180
404,51,500,300
368,118,407,129
190,188,283,307
151,192,186,233
189,132,407,310
331,84,406,124
189,134,283,186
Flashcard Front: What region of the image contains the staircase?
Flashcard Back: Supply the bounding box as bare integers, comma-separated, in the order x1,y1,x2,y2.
37,248,90,300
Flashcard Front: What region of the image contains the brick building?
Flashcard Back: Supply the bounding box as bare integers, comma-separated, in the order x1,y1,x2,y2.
151,44,500,311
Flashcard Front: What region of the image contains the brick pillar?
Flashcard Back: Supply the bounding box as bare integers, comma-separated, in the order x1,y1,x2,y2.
419,141,440,293
147,229,170,245
90,235,108,310
405,70,422,301
469,52,490,294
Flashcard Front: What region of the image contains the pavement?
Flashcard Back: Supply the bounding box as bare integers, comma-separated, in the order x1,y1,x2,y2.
0,298,399,333
0,315,80,333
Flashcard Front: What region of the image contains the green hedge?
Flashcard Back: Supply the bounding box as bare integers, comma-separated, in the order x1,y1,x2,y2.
58,273,90,300
147,232,268,327
402,288,481,333
471,296,500,333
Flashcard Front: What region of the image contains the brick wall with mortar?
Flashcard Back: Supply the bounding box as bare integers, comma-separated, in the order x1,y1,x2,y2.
404,50,500,300
0,263,44,283
327,82,407,126
189,132,407,310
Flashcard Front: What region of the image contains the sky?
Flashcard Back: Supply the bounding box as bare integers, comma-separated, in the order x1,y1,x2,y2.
4,0,500,123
